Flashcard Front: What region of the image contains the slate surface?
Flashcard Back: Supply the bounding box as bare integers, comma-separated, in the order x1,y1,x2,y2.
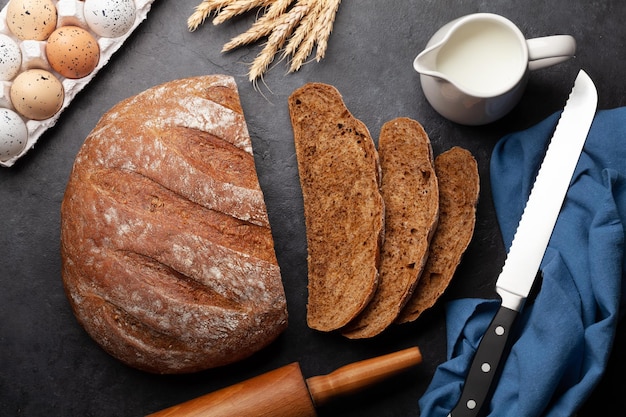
1,0,625,415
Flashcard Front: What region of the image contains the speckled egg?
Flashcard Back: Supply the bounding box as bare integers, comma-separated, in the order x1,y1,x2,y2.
0,108,28,161
0,34,22,81
46,26,100,79
10,69,64,120
6,0,58,41
84,0,137,38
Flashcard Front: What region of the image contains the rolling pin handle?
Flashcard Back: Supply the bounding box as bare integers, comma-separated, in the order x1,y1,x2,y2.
306,346,422,407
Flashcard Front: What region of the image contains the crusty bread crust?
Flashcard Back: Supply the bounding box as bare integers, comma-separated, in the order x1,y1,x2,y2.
61,75,287,374
343,118,439,338
289,83,384,332
397,146,479,323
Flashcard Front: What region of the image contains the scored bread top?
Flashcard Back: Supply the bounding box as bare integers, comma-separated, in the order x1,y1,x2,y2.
289,82,384,332
397,146,479,323
61,75,287,374
343,117,439,338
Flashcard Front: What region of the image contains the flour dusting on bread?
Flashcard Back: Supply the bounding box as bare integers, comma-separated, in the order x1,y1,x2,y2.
61,75,287,374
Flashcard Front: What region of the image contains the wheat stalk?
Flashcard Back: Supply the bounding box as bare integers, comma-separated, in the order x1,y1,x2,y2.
314,0,341,62
248,2,309,82
188,0,231,31
213,0,275,25
222,0,293,52
282,0,319,57
284,0,326,72
188,0,342,81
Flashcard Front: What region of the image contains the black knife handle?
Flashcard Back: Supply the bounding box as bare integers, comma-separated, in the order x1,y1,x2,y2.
448,305,518,417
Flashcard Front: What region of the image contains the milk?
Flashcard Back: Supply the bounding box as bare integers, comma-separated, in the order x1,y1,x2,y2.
436,21,525,96
414,13,576,124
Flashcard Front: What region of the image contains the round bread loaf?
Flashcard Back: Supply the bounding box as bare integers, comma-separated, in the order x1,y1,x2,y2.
60,75,288,374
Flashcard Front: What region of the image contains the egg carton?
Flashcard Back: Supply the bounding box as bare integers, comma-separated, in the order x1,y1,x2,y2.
0,0,157,168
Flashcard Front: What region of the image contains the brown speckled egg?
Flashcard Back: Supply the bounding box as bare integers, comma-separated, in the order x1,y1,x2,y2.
6,0,57,41
10,69,64,120
46,26,100,79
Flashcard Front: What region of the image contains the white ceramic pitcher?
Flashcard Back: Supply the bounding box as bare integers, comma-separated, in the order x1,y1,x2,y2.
414,13,576,125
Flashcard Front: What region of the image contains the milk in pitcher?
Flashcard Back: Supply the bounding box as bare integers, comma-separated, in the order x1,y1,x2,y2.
435,21,525,97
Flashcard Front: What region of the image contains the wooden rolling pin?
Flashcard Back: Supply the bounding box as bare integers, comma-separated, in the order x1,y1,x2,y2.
147,346,422,417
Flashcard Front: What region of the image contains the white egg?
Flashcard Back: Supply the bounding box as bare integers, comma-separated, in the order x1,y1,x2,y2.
84,0,137,38
0,34,22,81
0,108,28,161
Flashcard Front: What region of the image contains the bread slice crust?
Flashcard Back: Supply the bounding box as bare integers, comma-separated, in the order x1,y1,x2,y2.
343,117,439,338
289,83,384,332
397,146,479,323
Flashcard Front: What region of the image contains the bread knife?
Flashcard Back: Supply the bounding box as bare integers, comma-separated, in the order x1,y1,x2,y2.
448,69,597,417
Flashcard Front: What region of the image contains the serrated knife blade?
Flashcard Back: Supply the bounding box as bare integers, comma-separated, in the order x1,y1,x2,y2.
448,69,598,417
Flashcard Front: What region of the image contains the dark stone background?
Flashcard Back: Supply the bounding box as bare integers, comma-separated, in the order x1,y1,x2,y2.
1,0,624,415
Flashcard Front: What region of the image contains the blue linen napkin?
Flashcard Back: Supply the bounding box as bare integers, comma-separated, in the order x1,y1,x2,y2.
419,108,626,416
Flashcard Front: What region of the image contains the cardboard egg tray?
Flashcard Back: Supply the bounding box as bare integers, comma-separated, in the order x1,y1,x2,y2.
0,0,156,167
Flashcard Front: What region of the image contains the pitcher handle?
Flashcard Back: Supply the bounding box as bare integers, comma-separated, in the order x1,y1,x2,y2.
527,35,576,71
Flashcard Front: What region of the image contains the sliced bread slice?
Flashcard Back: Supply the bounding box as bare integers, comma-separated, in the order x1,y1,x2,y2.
343,117,439,338
397,146,479,323
289,83,385,332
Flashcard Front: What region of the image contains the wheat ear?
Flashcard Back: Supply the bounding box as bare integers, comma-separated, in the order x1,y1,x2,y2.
188,0,231,31
285,0,326,72
281,0,316,57
222,0,293,51
248,2,309,81
314,0,341,61
213,0,276,25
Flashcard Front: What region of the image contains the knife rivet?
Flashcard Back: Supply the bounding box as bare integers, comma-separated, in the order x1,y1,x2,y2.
467,399,477,410
481,362,491,373
495,325,505,336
